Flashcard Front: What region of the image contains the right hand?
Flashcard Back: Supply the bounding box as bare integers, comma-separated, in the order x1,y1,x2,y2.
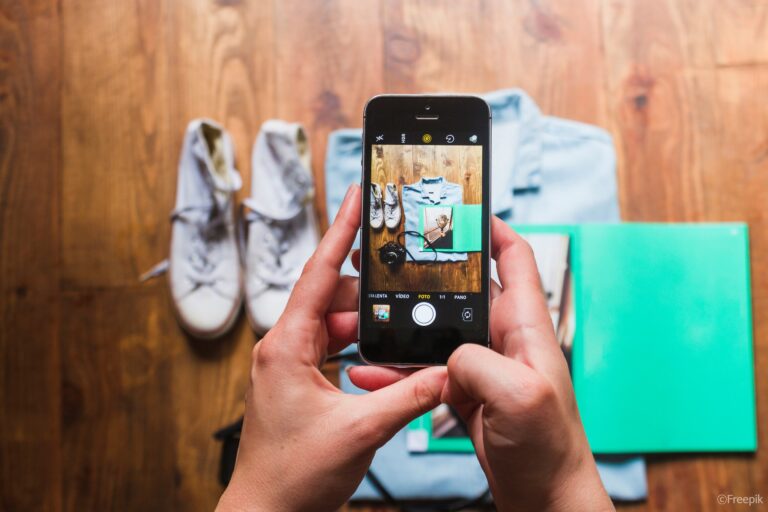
350,217,614,511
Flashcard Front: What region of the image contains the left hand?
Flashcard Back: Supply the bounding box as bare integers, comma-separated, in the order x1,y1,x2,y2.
217,184,447,512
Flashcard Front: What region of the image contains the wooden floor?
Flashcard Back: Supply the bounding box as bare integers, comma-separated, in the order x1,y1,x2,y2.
1,0,766,510
368,144,483,293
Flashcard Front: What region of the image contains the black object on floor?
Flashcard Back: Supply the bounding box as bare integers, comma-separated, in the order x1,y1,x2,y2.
213,416,243,486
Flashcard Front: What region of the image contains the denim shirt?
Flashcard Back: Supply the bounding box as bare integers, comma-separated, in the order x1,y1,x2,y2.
401,177,467,262
483,88,619,223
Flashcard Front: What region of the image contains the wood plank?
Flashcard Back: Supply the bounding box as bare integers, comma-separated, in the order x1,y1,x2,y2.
713,1,768,66
274,0,386,231
0,1,62,510
602,0,768,509
381,0,608,126
165,2,276,508
60,287,177,511
170,319,253,512
166,0,277,214
59,284,250,512
60,0,175,288
602,0,716,221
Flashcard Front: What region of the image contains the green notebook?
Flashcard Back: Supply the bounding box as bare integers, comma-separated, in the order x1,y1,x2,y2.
516,223,756,454
419,204,482,253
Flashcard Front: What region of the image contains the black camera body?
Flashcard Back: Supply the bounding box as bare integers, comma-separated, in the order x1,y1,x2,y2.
378,241,406,266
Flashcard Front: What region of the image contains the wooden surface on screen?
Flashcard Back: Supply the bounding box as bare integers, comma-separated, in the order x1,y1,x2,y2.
368,144,482,293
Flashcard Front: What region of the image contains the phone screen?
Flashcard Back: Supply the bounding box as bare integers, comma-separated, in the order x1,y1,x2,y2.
358,96,491,365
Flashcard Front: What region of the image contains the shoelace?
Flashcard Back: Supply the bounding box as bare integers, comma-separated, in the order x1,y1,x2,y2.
241,198,302,291
371,189,383,217
141,201,235,299
384,199,399,220
177,203,229,291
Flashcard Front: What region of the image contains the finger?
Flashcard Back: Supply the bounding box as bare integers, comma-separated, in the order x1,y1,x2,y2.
284,185,361,319
491,278,502,301
326,311,358,354
357,366,448,445
326,338,355,358
347,365,412,391
328,275,359,313
491,216,541,291
489,218,559,364
351,249,360,272
443,343,538,416
443,343,574,477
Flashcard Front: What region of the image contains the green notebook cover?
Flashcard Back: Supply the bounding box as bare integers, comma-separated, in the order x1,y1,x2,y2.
408,223,756,455
419,204,482,252
406,409,474,453
571,223,756,453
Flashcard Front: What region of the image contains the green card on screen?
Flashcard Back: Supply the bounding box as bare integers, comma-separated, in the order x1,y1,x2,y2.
419,204,482,253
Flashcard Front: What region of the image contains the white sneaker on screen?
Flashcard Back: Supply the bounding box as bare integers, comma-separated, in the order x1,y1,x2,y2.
244,120,320,335
383,182,401,229
370,183,384,229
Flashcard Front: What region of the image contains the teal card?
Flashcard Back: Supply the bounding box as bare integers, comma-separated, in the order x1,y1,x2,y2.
406,409,474,453
572,223,756,453
408,223,757,455
418,204,481,253
516,223,756,454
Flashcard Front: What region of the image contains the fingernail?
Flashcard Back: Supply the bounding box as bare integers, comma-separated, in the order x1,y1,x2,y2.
336,184,359,221
344,365,353,374
343,183,356,202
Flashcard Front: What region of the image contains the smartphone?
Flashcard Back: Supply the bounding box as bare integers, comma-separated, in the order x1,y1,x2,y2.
358,95,491,366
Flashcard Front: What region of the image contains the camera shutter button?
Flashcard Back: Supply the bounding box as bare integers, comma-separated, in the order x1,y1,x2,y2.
412,302,436,326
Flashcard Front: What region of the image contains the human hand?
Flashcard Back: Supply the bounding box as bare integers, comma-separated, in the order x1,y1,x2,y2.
217,185,447,512
350,218,613,512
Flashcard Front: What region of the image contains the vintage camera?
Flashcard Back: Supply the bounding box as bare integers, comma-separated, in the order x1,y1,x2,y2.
378,241,406,266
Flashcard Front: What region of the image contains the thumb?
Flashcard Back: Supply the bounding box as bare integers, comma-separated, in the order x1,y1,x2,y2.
357,366,447,443
442,343,537,419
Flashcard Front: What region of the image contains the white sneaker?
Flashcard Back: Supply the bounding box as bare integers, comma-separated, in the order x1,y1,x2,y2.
370,183,384,229
244,120,319,335
383,183,401,229
166,119,243,339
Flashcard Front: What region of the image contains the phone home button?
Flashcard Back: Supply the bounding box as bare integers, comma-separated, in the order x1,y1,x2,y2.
412,302,436,326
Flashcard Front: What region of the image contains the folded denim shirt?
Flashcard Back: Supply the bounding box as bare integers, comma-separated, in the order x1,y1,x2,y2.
402,177,467,262
483,88,619,224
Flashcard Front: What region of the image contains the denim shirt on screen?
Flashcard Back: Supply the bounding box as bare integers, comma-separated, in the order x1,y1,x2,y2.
324,88,621,272
401,176,467,262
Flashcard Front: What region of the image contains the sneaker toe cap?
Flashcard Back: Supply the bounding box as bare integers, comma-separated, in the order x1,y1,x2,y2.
175,288,240,338
246,288,291,335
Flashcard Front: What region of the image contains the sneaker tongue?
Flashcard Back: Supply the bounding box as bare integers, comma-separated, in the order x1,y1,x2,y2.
192,133,242,208
250,125,313,220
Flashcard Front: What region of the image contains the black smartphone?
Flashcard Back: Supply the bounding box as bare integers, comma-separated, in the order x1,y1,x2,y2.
358,95,491,366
